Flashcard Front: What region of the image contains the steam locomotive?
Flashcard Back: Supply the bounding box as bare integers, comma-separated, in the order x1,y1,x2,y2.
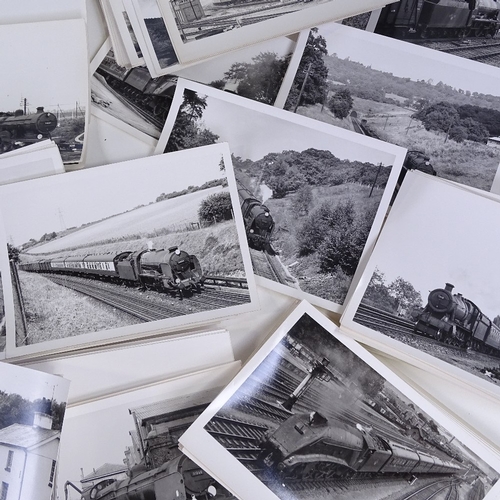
96,53,176,122
414,283,500,354
259,412,461,480
375,0,500,39
20,246,204,298
79,455,232,500
238,183,275,251
0,107,57,152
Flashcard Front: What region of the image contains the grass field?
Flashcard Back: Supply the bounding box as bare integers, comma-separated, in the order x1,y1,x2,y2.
297,98,500,191
266,183,384,304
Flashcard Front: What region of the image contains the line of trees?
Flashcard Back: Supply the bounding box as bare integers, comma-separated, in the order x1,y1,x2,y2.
362,267,423,319
0,393,66,431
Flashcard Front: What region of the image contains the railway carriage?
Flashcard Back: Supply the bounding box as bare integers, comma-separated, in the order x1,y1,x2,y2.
259,412,461,479
19,246,204,298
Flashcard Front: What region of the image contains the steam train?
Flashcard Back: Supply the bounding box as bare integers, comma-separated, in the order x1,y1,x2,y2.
259,412,461,480
238,183,275,251
96,52,177,122
19,246,204,298
414,283,500,354
375,0,500,39
79,455,232,500
0,107,57,152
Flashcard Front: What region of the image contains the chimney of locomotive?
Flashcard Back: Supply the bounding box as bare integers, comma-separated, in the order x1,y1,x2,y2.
445,283,454,292
36,106,45,113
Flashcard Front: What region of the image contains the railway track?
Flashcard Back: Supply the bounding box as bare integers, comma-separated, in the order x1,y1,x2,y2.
250,248,297,286
40,273,248,321
413,38,500,66
45,274,185,321
353,302,415,335
205,414,269,471
400,479,457,500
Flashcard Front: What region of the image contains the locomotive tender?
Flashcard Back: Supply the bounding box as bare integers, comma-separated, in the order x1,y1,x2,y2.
259,412,461,479
238,184,275,251
20,246,204,298
375,0,500,39
414,283,500,354
0,107,57,152
79,455,229,500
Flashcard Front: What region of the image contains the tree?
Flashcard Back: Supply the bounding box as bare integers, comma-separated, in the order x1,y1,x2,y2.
198,192,233,223
294,185,313,216
328,88,354,119
165,91,219,152
284,28,329,111
388,277,423,317
223,51,290,104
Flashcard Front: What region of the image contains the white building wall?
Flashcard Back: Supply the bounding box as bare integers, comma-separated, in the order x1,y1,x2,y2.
0,445,25,500
13,439,59,500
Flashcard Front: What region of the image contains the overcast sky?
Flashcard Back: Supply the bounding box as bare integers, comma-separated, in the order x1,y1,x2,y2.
1,19,88,112
180,86,400,165
360,172,500,319
0,362,69,405
318,23,500,98
0,144,226,246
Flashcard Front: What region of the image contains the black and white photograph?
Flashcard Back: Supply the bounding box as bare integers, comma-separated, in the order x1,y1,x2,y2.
0,362,69,500
90,31,301,141
179,301,500,500
0,19,88,165
282,22,500,195
57,362,240,500
126,0,180,75
0,271,5,356
156,79,406,313
341,171,500,397
156,0,390,64
0,143,256,359
366,2,500,70
108,0,145,67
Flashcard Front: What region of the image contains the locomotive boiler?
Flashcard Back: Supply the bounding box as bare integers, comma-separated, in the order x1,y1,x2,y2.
238,184,275,251
0,107,57,152
375,0,500,39
20,246,204,298
259,412,461,480
414,283,500,354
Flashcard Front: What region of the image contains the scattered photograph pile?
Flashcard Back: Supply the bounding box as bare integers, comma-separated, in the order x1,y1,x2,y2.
0,362,70,500
280,21,500,195
1,19,88,167
99,0,390,69
341,171,500,397
0,143,256,359
156,78,406,312
90,32,303,141
179,302,500,500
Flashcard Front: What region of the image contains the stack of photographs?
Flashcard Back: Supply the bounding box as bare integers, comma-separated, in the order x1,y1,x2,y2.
97,0,391,74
